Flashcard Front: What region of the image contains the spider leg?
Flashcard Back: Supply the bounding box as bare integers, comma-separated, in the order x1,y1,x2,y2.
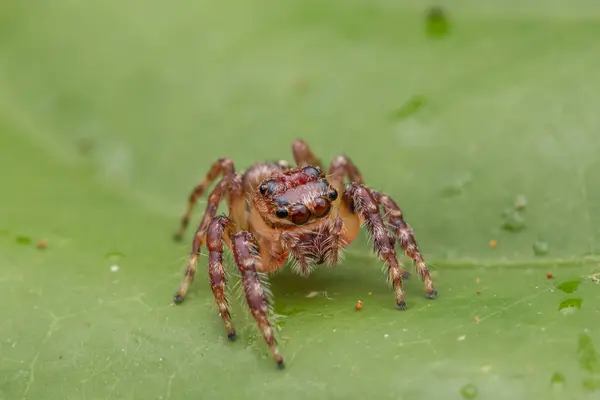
371,191,437,299
232,231,284,368
344,183,409,309
173,158,235,241
327,154,364,194
205,216,236,339
174,174,244,304
291,139,323,169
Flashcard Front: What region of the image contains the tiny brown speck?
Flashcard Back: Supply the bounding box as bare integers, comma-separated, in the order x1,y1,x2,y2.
474,316,480,323
488,239,497,248
355,300,363,311
37,240,47,249
476,291,481,295
546,273,553,279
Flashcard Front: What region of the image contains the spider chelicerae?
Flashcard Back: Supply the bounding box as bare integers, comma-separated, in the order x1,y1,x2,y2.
172,139,437,368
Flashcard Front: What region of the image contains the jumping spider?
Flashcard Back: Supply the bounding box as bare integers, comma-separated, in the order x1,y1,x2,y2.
172,140,437,368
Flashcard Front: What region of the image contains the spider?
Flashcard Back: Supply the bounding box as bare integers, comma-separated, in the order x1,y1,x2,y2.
172,139,437,369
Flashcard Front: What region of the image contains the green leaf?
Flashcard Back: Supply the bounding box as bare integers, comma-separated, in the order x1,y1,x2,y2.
2,1,600,399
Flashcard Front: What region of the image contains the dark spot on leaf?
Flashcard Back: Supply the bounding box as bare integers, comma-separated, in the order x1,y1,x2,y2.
426,6,450,38
556,280,581,293
15,236,32,245
459,383,478,399
392,95,426,120
578,333,599,374
558,298,582,311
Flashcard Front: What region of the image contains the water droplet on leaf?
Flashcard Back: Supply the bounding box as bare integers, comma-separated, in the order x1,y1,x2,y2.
551,372,566,384
15,236,32,245
533,240,549,256
556,280,581,293
559,298,582,314
502,210,526,232
460,383,478,399
392,95,426,120
426,6,450,38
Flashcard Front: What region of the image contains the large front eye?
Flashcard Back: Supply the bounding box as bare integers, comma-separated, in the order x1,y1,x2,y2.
313,197,331,217
327,189,338,201
302,166,321,178
290,205,311,225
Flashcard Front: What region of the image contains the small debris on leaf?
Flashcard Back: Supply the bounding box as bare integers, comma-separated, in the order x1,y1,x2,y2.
475,277,481,284
457,335,466,341
110,265,120,272
546,273,553,279
589,273,599,284
305,291,319,298
488,239,497,248
355,300,363,311
37,239,48,249
476,291,481,295
368,292,372,296
474,315,480,323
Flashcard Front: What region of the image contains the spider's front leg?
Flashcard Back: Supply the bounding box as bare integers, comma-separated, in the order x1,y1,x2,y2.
344,183,410,309
205,216,236,339
174,173,244,304
372,191,437,299
173,158,235,241
232,231,284,368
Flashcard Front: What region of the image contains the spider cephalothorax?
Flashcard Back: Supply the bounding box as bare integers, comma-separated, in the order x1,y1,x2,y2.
171,140,437,369
253,166,338,229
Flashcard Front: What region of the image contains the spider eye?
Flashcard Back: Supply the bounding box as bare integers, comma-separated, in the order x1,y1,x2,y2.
327,189,338,201
302,166,321,178
275,208,289,218
313,197,331,218
259,180,277,196
290,205,311,225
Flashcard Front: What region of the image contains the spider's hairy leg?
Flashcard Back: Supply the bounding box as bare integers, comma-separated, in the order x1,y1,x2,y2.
232,232,284,369
327,154,364,194
291,139,323,169
372,191,437,299
173,157,235,241
174,174,244,304
344,183,409,310
205,216,236,340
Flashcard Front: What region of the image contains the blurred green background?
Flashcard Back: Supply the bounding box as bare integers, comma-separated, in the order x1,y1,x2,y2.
1,1,599,399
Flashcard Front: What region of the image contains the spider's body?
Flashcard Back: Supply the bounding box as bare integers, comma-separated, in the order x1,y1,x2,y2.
172,140,437,368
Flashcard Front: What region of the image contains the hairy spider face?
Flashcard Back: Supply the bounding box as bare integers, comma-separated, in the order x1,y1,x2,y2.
253,166,338,229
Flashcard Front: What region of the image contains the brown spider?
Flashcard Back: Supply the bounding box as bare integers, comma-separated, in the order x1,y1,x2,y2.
172,140,437,368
